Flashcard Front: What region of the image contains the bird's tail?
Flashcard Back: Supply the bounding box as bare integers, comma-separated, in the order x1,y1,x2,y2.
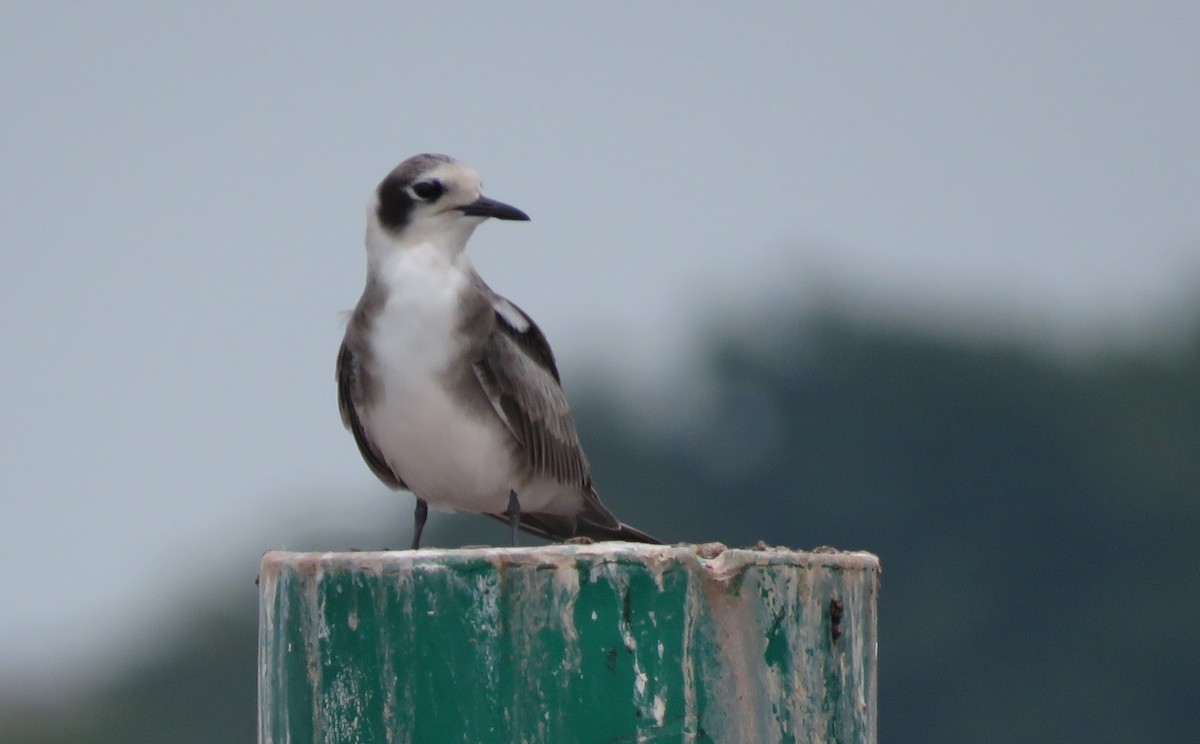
491,511,663,544
571,518,662,545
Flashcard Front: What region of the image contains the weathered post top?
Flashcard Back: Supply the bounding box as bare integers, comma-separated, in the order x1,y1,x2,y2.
259,543,879,744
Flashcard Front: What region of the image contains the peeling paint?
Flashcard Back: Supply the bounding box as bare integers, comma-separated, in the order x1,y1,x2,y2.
259,545,879,743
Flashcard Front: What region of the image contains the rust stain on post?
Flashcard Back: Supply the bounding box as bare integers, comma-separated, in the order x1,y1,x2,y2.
259,544,879,743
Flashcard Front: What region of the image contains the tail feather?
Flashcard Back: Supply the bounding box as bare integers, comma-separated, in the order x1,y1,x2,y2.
570,517,662,545
486,511,663,544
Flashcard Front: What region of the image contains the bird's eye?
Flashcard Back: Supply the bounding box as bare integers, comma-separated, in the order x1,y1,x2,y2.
411,180,444,202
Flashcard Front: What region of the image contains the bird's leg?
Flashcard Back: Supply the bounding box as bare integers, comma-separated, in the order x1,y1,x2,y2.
411,498,429,550
506,489,521,547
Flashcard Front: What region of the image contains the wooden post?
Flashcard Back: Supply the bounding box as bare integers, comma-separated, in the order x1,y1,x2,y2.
258,544,879,743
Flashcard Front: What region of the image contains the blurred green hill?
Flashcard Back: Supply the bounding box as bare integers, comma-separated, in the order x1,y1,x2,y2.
4,307,1197,743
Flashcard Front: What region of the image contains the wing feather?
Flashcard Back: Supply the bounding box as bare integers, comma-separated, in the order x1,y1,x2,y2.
471,296,618,529
337,340,406,489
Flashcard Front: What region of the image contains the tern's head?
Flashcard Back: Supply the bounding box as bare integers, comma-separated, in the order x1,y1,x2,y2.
366,154,529,260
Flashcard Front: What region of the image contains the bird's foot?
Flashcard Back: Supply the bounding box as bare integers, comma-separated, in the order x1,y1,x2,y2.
506,490,521,547
411,498,429,549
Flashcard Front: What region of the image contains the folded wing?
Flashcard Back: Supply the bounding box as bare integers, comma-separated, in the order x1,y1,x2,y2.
337,341,406,490
472,296,622,534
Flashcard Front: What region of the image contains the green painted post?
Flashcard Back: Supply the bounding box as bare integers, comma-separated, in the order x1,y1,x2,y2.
258,544,879,743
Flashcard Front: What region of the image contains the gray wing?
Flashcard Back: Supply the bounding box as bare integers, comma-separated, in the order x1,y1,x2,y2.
472,297,620,530
337,340,406,489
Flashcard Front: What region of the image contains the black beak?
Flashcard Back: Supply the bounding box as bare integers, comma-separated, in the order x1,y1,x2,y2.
456,195,530,221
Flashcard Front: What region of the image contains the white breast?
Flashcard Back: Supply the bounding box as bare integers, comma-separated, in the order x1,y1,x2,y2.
362,245,519,514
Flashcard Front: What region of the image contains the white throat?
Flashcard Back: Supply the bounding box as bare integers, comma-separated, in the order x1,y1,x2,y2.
364,208,484,273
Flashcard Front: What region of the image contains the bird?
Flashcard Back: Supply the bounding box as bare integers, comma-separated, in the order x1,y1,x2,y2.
337,154,661,549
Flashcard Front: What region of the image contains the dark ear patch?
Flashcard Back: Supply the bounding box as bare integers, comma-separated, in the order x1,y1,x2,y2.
376,174,415,231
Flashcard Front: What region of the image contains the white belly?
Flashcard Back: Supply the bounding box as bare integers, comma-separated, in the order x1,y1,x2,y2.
361,246,578,516
367,374,517,513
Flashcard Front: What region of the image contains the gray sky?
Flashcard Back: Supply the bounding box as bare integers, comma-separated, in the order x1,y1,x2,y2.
2,1,1198,689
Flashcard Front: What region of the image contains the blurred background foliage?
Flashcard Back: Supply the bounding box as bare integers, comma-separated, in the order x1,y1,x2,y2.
3,299,1198,743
